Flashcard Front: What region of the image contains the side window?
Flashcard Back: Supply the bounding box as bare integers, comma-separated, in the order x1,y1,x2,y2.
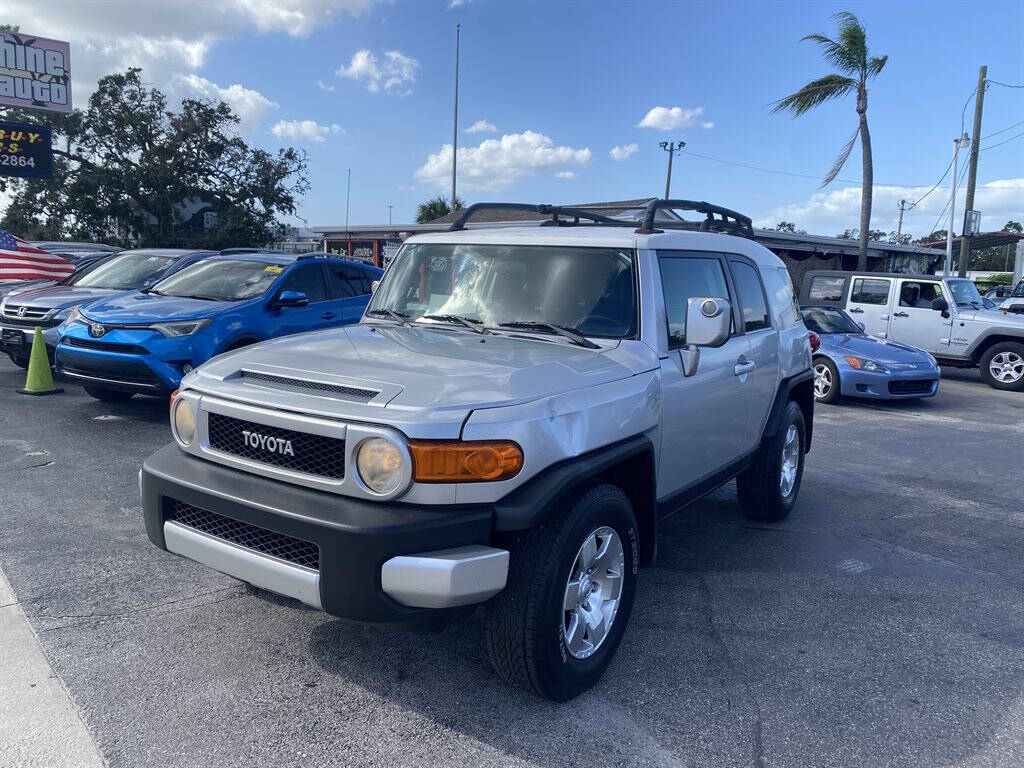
658,256,731,348
898,281,942,309
730,261,771,331
851,278,890,305
279,264,327,303
761,267,801,329
807,275,846,302
325,264,360,298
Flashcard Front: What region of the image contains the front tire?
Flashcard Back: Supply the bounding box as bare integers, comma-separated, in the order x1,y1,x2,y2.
83,385,134,402
813,357,841,404
979,342,1024,392
737,400,806,522
482,484,638,701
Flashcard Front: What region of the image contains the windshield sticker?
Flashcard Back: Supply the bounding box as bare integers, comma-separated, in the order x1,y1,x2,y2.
264,265,284,274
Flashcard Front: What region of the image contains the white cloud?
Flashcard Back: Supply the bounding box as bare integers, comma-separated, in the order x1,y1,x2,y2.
317,79,336,92
449,0,467,7
271,119,343,143
701,121,715,129
637,106,707,131
466,119,497,134
2,0,376,101
609,143,638,161
753,178,1024,239
415,130,592,191
555,171,576,179
177,75,277,134
337,49,419,94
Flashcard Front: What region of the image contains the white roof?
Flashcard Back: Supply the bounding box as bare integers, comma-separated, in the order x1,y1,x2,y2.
404,225,785,268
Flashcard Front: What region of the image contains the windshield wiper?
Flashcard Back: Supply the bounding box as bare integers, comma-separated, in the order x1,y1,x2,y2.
366,308,412,326
498,321,600,349
419,313,490,334
140,288,164,295
178,293,222,301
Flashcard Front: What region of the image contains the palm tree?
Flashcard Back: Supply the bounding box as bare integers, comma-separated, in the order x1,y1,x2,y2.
772,11,887,270
416,195,465,224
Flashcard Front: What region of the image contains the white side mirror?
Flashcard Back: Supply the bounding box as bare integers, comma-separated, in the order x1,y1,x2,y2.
371,280,380,293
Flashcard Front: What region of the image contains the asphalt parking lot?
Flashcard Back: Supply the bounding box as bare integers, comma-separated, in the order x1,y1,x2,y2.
2,358,1022,768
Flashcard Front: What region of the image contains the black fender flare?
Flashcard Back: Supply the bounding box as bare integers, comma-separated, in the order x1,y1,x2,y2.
763,369,814,452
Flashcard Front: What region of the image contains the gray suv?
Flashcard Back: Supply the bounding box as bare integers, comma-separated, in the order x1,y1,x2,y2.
801,270,1024,391
140,201,814,700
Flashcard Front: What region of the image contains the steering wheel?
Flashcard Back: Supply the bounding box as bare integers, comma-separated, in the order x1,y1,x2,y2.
576,314,623,335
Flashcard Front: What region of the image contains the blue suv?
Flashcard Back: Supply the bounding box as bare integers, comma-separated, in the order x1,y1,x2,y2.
55,252,381,401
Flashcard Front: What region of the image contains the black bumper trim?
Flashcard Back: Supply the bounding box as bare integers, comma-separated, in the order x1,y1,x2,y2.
141,444,492,624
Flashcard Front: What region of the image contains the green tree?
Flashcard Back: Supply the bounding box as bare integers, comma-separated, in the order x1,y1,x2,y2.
0,68,308,248
416,195,465,224
774,221,806,234
1004,220,1022,233
772,11,887,271
915,229,947,244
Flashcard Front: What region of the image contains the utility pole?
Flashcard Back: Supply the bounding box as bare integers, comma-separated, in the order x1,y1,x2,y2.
945,133,970,276
387,204,393,227
958,65,987,277
345,168,352,257
896,199,907,241
451,23,460,211
659,140,685,199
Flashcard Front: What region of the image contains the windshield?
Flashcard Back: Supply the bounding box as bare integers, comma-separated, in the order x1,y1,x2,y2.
946,279,984,308
72,252,176,290
368,244,638,338
150,259,284,301
1013,279,1024,298
801,306,862,334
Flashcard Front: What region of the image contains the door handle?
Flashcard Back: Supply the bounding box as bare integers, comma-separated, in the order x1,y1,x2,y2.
849,307,864,313
734,361,756,377
893,311,909,318
321,311,336,320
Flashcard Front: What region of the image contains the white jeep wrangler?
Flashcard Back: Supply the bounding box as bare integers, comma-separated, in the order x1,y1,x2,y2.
141,201,814,700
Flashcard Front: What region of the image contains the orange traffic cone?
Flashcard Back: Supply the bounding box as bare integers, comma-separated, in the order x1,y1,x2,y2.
17,327,62,396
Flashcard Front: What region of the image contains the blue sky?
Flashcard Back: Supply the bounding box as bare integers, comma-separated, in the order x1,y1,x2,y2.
11,0,1024,236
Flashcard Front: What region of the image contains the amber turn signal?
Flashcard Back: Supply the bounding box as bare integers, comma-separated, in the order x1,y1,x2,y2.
410,440,523,483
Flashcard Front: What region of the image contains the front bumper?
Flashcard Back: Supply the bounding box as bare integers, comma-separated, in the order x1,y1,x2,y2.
0,322,58,359
55,326,193,394
141,444,507,624
838,365,940,399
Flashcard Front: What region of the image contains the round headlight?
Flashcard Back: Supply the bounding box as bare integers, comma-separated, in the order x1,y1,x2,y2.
172,397,196,447
356,437,404,495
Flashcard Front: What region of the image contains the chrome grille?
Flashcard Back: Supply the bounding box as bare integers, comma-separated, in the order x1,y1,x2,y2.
167,500,319,570
241,370,378,401
206,412,345,479
2,304,50,321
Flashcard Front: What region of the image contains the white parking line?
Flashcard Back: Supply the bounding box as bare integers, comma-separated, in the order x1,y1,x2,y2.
0,566,106,768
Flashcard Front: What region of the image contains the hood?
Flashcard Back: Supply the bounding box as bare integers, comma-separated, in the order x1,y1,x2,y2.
194,324,638,415
821,333,932,364
1,284,118,313
958,306,1024,327
81,291,241,323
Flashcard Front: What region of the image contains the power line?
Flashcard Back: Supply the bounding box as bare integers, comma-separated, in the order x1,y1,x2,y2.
987,79,1024,89
981,119,1024,140
926,159,971,238
910,157,953,207
980,129,1024,152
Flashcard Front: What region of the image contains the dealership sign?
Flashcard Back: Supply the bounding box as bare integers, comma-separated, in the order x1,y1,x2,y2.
0,31,71,113
0,121,53,179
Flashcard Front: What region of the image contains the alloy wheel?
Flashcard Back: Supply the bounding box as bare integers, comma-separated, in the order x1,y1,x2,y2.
989,351,1024,383
813,363,832,399
779,424,800,498
562,526,624,660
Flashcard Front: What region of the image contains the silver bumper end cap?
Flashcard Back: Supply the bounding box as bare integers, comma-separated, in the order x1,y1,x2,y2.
381,545,509,609
163,521,322,609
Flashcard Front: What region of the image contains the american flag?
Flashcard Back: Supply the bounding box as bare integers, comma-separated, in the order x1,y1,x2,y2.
0,229,74,281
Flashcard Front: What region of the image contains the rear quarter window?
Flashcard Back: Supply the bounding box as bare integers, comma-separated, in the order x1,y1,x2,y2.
761,267,801,329
807,275,846,303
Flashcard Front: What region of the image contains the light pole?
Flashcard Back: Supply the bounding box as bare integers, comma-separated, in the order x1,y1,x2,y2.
945,132,970,276
451,23,461,211
659,140,685,199
387,204,393,227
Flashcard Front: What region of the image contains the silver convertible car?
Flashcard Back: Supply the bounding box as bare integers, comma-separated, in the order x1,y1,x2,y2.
801,305,941,404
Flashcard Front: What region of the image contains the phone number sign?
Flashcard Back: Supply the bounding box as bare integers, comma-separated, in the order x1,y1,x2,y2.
0,121,53,179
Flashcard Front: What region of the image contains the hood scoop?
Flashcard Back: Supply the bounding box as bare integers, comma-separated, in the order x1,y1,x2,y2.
240,369,380,403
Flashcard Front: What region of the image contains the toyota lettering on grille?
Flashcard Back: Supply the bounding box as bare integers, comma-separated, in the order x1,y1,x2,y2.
242,429,295,457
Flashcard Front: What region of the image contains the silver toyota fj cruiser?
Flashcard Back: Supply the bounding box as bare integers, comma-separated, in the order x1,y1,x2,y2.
141,200,814,700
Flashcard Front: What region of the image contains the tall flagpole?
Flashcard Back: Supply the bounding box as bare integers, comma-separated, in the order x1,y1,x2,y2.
451,23,460,210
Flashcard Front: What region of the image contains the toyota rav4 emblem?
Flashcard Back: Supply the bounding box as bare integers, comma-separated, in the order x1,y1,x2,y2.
89,323,106,338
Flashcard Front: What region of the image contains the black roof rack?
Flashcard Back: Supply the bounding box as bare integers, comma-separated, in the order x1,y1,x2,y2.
634,199,753,237
447,203,628,231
